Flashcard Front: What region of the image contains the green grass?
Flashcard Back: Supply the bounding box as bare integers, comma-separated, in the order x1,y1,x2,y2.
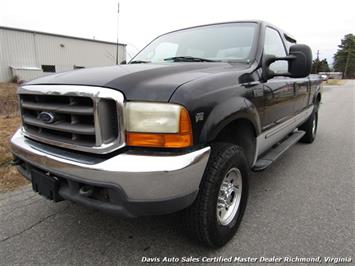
325,79,346,86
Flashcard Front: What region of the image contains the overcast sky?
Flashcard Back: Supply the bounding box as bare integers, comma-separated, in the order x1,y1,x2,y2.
1,0,354,64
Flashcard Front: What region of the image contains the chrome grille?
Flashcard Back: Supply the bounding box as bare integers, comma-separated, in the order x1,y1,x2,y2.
18,85,125,154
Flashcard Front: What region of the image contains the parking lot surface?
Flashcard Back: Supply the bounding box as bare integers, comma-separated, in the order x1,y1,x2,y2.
0,81,354,265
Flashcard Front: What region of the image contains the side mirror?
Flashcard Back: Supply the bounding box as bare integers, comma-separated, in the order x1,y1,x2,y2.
120,60,127,65
262,44,312,81
288,44,312,78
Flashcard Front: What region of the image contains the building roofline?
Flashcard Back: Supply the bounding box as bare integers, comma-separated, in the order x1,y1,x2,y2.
0,25,126,46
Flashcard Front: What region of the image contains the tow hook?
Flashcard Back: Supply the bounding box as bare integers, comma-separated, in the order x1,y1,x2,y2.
79,185,94,197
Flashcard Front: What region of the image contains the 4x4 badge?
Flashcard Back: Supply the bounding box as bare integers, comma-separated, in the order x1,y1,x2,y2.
195,112,204,123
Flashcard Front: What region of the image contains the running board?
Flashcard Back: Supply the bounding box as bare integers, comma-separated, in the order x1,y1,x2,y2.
252,131,305,172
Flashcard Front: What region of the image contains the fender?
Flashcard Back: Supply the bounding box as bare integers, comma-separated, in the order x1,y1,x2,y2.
199,96,262,143
308,75,322,106
313,91,321,104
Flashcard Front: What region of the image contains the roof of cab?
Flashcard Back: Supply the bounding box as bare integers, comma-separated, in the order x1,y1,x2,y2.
160,20,297,43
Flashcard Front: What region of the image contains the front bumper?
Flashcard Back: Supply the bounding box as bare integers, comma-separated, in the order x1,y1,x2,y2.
11,130,210,217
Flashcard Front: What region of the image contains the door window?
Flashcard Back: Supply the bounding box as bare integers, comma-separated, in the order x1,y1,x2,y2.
264,27,288,73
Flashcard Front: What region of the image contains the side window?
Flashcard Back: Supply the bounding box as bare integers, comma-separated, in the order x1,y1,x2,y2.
264,27,288,73
41,65,56,73
73,65,85,70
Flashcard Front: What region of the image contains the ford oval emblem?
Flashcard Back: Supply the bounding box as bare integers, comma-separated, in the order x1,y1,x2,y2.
38,112,55,124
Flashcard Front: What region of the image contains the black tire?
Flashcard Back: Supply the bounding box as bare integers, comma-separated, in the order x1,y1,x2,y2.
299,105,318,143
182,142,249,247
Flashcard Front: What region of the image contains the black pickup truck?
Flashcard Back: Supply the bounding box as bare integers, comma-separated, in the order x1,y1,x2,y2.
11,20,321,247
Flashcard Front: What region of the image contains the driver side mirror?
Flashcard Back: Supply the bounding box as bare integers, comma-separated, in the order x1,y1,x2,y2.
262,44,312,81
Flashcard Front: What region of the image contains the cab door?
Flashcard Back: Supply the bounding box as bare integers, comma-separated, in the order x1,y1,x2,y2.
263,77,295,127
262,27,297,128
291,77,310,113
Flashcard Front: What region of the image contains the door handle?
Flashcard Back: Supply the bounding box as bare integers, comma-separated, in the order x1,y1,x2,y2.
292,83,297,96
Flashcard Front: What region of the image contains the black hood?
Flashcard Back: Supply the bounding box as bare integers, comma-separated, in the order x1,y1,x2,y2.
26,63,248,101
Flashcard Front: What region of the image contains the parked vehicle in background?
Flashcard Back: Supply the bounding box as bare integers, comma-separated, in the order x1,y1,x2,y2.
320,74,329,81
319,71,343,80
11,20,321,247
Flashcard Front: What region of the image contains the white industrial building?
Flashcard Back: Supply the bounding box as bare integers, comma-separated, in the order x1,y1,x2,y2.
0,26,126,82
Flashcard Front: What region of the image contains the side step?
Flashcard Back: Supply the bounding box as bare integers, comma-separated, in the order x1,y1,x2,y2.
252,130,305,172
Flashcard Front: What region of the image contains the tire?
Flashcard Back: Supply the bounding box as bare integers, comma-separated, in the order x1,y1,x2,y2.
299,105,318,143
182,142,249,247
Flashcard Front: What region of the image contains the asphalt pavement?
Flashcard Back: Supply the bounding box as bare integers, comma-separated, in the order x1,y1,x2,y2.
0,81,354,265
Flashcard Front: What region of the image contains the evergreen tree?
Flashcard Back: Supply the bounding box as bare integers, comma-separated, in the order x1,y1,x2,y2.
333,34,355,78
312,58,330,73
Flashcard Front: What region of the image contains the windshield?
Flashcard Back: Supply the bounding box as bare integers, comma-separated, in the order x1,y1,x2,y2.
130,22,257,63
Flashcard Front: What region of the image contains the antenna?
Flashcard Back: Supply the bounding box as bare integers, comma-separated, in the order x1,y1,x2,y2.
116,1,120,65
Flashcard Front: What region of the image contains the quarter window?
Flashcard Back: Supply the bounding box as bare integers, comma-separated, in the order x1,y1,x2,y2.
73,65,85,70
284,36,296,52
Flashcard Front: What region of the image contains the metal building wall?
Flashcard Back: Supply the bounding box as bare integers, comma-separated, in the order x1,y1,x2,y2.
0,27,126,82
0,29,37,81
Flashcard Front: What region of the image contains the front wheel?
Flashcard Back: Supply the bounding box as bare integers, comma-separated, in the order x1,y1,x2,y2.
182,143,249,247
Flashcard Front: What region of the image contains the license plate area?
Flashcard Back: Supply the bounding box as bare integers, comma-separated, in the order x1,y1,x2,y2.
31,169,62,202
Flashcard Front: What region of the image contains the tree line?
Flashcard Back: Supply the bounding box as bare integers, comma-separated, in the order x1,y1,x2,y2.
311,33,355,78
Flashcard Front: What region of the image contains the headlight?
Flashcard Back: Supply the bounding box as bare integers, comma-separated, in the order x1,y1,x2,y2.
125,102,181,133
124,102,192,148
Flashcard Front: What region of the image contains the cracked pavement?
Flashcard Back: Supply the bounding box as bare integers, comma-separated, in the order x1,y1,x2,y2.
0,81,354,265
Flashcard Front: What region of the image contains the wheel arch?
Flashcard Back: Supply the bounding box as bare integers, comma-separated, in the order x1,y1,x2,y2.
199,97,260,167
199,97,261,141
212,118,257,167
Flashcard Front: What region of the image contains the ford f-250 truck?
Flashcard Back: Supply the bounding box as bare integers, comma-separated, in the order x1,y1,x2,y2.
11,21,321,247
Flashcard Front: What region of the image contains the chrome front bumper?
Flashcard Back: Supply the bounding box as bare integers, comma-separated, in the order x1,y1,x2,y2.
11,130,210,202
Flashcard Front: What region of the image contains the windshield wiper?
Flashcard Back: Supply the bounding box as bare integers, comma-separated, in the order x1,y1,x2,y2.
164,56,220,62
129,60,151,64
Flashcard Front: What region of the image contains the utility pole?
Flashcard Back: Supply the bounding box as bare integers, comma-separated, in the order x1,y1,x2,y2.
315,50,320,73
116,1,120,65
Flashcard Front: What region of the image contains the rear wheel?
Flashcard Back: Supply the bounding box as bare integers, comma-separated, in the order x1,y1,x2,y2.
182,142,249,247
299,105,319,143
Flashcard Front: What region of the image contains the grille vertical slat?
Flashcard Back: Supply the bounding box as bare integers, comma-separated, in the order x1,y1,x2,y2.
97,99,118,144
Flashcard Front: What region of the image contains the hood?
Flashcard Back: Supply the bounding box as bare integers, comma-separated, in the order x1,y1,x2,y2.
26,63,248,101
